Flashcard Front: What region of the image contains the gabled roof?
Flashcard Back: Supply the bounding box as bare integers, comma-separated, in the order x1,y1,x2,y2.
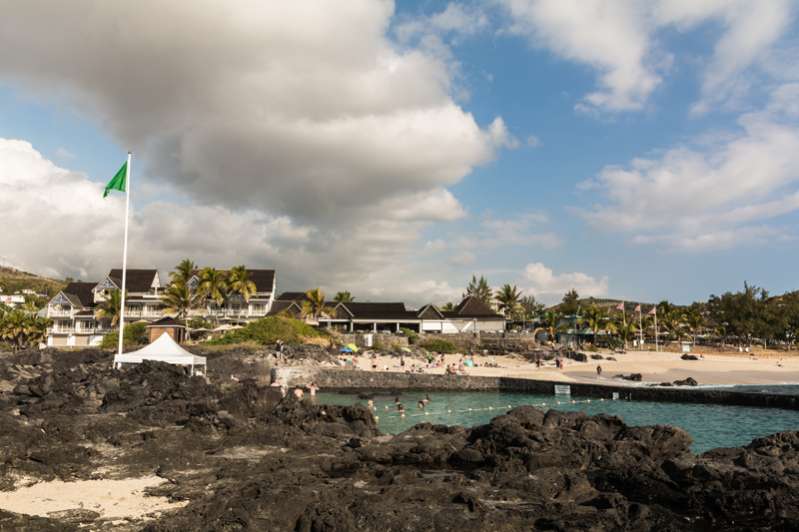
443,296,504,319
108,269,158,293
245,269,275,293
267,300,303,316
337,302,417,320
417,304,445,319
61,281,97,308
276,291,308,302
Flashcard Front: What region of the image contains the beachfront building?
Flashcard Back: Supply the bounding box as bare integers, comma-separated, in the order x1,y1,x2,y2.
188,269,276,322
94,268,164,320
306,296,506,334
45,281,107,347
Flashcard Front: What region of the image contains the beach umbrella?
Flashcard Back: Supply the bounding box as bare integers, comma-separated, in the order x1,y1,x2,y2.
401,347,412,353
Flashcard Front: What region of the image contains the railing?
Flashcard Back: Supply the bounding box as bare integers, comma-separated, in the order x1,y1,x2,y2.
48,309,72,317
48,327,74,334
124,309,164,319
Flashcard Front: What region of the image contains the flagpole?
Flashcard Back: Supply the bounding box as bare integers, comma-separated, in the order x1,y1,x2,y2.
638,307,643,348
654,307,659,353
117,152,132,357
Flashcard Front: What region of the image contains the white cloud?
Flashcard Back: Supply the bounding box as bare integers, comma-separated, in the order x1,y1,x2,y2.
523,262,609,301
1,139,486,307
499,0,795,112
579,85,799,249
0,0,508,227
0,139,312,280
501,0,660,111
526,135,541,148
396,3,490,43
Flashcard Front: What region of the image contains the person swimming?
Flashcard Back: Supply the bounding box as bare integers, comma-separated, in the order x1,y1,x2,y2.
417,400,425,409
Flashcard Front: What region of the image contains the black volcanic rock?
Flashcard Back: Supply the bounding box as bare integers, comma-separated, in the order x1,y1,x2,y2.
1,348,799,531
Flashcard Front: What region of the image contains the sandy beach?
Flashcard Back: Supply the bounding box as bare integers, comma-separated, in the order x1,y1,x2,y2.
347,348,799,386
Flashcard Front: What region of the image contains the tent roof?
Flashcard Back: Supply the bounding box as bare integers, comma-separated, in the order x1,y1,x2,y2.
113,332,206,366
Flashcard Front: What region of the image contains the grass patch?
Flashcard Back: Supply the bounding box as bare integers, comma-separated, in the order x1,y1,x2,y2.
419,337,458,354
205,316,327,346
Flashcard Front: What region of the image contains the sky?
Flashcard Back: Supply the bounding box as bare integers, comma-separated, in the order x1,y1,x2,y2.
1,0,798,306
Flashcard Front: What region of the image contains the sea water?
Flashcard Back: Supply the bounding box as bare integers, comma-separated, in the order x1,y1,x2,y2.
317,390,799,453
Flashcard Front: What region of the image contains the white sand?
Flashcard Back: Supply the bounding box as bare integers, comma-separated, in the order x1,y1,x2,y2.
0,476,187,520
343,349,799,386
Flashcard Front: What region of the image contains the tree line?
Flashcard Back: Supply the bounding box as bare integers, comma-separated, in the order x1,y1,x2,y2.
458,275,799,349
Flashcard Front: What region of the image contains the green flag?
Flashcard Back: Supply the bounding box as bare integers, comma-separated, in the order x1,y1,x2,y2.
103,161,127,198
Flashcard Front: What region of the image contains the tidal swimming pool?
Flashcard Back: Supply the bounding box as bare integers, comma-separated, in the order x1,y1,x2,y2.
317,390,799,453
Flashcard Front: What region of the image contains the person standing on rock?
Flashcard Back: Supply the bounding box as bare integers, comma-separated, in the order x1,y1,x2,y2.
596,365,602,377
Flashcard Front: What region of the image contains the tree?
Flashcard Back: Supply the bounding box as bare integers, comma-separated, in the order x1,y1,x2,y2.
495,284,522,319
227,265,257,302
464,275,492,305
519,295,544,321
198,267,228,306
540,310,562,343
302,288,329,319
560,289,580,315
162,281,200,340
440,302,455,312
95,288,123,327
170,258,196,286
0,310,49,351
334,291,354,303
581,304,605,345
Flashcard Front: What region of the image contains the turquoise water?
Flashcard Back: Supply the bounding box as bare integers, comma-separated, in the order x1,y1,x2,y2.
317,391,799,453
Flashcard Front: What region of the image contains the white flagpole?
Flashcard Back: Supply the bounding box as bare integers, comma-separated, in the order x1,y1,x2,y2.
117,152,132,357
654,307,659,353
638,307,643,348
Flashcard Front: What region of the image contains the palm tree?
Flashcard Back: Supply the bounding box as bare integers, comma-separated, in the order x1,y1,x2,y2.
162,281,200,340
302,288,329,320
170,258,196,285
495,284,522,319
464,275,492,304
95,288,123,328
581,305,605,346
0,311,49,351
334,291,354,303
197,267,228,324
227,265,257,302
539,310,562,344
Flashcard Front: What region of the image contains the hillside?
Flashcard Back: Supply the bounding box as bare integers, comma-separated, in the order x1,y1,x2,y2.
0,267,65,298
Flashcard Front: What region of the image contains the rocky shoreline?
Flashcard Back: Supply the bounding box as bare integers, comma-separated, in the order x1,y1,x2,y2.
0,348,798,530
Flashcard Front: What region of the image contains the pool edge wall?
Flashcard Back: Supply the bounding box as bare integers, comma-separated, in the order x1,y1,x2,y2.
278,368,799,411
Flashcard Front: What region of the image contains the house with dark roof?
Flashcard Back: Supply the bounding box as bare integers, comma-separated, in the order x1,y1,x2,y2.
93,268,164,320
316,297,506,333
187,268,276,322
45,281,109,347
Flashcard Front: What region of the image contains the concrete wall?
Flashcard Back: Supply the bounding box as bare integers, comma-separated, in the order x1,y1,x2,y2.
278,368,799,411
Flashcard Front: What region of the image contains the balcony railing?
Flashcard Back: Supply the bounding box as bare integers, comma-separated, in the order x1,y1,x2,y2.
48,309,72,318
124,309,164,319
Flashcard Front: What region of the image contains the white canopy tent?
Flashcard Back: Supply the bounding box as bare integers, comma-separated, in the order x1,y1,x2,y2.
113,332,207,376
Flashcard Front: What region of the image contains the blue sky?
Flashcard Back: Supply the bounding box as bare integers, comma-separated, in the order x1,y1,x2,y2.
1,1,798,305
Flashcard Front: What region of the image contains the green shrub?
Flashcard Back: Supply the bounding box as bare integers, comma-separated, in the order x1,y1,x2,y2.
188,317,213,330
102,321,148,349
400,327,419,344
205,316,326,346
419,337,458,354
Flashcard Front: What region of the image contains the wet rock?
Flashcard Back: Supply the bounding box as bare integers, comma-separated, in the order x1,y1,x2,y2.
615,373,643,382
673,377,699,387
